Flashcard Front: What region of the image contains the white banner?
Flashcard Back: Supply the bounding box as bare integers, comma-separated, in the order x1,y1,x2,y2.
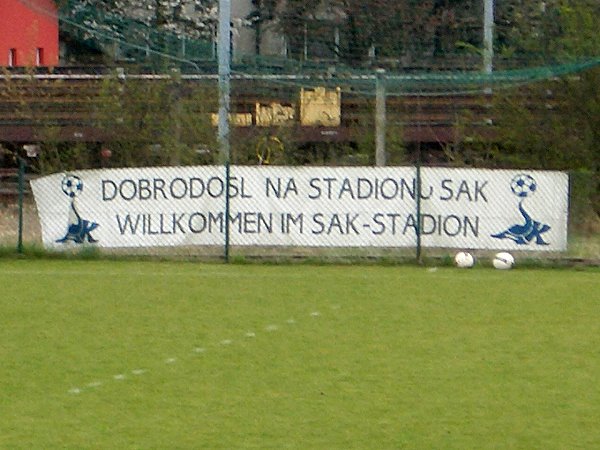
419,168,568,250
31,165,568,251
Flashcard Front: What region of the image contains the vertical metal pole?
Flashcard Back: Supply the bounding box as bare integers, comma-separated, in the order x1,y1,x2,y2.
17,158,25,254
415,93,423,264
218,0,231,163
303,23,308,61
483,0,494,74
415,154,422,264
375,69,386,166
334,27,340,61
224,161,231,263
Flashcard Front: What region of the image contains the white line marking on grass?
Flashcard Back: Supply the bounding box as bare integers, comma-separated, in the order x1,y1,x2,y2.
65,306,328,395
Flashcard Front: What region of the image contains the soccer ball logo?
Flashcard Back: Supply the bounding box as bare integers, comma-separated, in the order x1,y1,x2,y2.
510,173,537,198
492,172,551,246
61,174,83,198
56,173,99,244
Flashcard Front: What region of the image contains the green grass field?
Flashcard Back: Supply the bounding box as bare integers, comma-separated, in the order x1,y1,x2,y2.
1,260,599,449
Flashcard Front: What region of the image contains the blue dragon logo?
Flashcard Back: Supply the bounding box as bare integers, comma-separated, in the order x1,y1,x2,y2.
491,173,551,246
56,174,99,244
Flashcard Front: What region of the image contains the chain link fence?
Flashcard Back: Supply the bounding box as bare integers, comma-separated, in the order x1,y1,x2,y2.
1,64,598,266
2,161,596,264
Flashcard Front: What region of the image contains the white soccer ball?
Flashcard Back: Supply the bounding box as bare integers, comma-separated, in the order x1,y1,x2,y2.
454,251,475,268
493,252,515,270
61,174,83,198
510,173,537,198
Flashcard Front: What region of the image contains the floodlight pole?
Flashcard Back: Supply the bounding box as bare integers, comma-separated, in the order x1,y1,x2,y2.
218,0,231,163
218,0,232,262
483,0,494,75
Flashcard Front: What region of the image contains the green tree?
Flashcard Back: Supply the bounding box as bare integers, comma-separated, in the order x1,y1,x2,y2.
253,0,482,67
492,0,600,221
60,0,217,66
93,72,218,168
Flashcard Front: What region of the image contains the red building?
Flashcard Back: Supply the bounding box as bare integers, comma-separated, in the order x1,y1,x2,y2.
0,0,59,67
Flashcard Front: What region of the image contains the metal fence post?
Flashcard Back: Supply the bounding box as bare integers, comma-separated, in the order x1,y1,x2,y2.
415,157,422,264
224,161,231,263
414,90,423,264
375,69,387,166
17,157,25,254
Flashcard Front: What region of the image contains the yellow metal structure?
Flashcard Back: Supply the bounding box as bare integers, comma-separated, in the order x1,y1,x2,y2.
210,86,341,128
255,103,295,126
300,87,341,126
210,113,253,127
